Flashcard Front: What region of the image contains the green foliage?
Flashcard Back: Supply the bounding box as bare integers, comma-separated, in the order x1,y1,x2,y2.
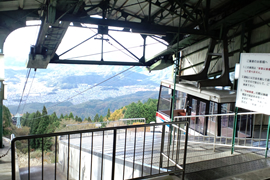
106,109,111,119
99,115,103,122
78,117,82,122
60,113,64,119
3,105,12,137
20,106,61,151
94,114,99,122
124,98,158,124
87,116,92,122
68,112,74,119
7,91,158,120
42,106,48,115
64,114,68,119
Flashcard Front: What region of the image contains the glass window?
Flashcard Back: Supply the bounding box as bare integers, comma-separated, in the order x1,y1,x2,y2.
198,101,206,134
208,102,218,135
158,86,171,113
220,103,235,137
174,91,187,110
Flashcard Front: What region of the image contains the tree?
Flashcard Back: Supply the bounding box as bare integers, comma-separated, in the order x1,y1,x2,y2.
99,115,103,122
109,107,126,121
37,113,49,135
87,116,92,122
69,112,74,119
64,114,68,119
3,106,12,137
60,113,64,119
75,116,79,121
94,114,99,122
30,111,41,149
106,109,111,119
78,117,82,122
42,106,48,116
124,102,138,119
123,99,158,124
21,112,30,126
30,111,41,135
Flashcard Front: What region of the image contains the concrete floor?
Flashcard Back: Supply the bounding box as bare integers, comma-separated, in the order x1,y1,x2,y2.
0,137,19,180
20,164,67,180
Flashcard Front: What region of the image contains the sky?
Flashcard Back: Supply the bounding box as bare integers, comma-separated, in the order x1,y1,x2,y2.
2,20,173,107
3,20,168,72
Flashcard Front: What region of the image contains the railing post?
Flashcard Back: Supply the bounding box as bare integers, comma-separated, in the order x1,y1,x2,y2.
11,139,15,180
265,116,270,158
159,125,165,169
112,129,117,180
213,115,217,152
182,121,189,180
231,107,238,154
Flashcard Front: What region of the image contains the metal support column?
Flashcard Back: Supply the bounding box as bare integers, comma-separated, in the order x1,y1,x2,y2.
0,53,4,148
170,53,180,145
231,107,238,154
171,55,180,122
265,116,270,158
170,12,182,144
0,80,3,148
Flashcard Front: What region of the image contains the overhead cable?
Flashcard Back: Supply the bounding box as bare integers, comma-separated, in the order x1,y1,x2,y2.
24,66,135,120
21,69,36,114
16,68,31,115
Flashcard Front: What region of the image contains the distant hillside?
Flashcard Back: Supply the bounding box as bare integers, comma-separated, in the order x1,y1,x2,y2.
4,65,171,106
7,91,158,119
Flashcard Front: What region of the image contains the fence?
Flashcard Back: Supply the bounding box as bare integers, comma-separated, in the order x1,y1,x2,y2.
65,118,146,129
174,112,270,156
11,121,189,180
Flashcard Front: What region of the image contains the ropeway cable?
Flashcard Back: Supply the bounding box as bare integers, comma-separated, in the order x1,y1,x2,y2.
16,68,31,115
24,66,136,120
21,69,36,114
23,66,153,121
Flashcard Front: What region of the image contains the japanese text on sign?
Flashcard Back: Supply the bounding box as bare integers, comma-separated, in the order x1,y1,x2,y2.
236,53,270,115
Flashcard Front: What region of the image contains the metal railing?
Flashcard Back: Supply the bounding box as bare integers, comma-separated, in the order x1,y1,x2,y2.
65,118,146,130
11,121,189,180
174,112,270,155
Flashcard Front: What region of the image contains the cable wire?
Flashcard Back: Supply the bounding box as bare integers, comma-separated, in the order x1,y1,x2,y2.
21,70,36,114
24,66,136,120
16,68,31,115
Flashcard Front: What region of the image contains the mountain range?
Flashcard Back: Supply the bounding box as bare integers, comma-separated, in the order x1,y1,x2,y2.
4,59,172,118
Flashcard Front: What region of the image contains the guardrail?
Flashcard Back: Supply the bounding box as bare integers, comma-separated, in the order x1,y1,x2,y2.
11,121,189,180
174,112,270,156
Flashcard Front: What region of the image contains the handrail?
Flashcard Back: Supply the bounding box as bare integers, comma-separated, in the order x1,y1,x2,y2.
174,112,269,154
11,121,189,180
11,122,186,141
66,118,146,127
174,111,261,119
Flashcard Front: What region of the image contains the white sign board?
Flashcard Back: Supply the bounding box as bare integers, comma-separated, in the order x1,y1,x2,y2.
236,53,270,115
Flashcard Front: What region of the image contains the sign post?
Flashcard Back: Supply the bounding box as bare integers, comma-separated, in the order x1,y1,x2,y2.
235,53,270,157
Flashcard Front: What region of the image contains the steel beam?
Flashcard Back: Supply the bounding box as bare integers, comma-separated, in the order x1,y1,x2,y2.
60,15,218,36
149,59,173,71
145,0,270,69
50,59,145,66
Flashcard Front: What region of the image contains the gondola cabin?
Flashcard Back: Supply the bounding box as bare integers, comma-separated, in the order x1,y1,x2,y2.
156,80,254,138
